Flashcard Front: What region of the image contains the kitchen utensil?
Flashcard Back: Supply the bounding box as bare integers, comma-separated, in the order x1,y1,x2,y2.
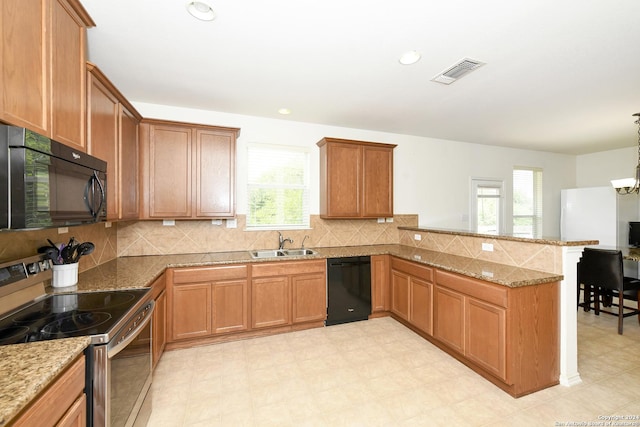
43,247,61,265
72,242,95,263
61,244,76,264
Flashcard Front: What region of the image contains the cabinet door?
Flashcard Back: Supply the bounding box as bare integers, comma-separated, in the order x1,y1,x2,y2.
390,269,410,321
152,289,166,369
171,283,211,340
212,279,248,334
148,124,192,218
465,297,507,381
251,277,290,329
362,146,393,217
50,0,86,150
323,142,361,217
119,105,139,219
371,255,389,313
0,0,49,134
56,393,86,427
410,277,433,335
86,73,119,219
292,273,326,324
195,129,235,217
434,286,465,354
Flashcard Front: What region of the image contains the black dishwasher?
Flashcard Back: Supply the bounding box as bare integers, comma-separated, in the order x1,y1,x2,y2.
326,256,371,326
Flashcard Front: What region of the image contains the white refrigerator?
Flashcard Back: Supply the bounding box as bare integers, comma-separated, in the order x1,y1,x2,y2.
561,185,639,275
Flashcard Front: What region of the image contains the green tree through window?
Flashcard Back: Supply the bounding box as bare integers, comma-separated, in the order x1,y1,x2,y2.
247,144,309,229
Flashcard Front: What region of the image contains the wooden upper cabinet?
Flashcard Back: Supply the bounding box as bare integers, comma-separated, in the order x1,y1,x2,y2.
317,137,396,219
0,0,94,150
139,119,240,219
119,105,140,219
141,122,193,218
0,0,49,134
196,128,235,217
86,63,141,221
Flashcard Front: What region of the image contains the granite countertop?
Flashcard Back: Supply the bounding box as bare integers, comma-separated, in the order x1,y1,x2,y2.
56,244,561,294
0,336,90,427
400,226,599,246
2,243,561,425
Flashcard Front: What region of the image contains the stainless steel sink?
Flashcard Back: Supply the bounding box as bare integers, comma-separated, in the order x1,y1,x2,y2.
249,249,318,259
282,249,317,256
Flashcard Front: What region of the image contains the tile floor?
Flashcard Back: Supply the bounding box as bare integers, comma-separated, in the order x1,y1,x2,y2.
148,310,640,427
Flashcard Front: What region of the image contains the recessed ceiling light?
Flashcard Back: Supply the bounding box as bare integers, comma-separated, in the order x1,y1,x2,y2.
186,1,216,21
278,108,291,115
399,50,421,65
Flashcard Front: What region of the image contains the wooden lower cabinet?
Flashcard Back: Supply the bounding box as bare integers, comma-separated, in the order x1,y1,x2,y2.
390,257,433,335
292,272,327,323
410,276,433,335
465,297,506,380
370,255,390,313
252,276,290,329
167,265,248,342
433,269,558,397
390,269,410,321
251,259,326,329
151,274,167,369
433,285,464,352
12,355,86,427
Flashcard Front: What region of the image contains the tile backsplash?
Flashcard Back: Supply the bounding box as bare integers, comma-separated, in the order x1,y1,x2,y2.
0,222,117,272
117,215,419,257
399,229,562,274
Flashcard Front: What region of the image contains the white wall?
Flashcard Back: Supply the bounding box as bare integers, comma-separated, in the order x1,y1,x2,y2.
576,146,636,187
134,102,576,237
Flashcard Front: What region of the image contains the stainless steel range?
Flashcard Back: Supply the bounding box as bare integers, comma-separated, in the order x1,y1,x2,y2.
0,254,154,427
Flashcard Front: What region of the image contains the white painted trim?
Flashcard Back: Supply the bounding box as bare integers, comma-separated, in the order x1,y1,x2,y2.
558,245,583,387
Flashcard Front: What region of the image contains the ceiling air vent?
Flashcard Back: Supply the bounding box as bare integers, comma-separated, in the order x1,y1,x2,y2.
431,58,485,85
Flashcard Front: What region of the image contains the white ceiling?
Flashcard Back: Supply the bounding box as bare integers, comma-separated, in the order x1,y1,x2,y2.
79,0,640,155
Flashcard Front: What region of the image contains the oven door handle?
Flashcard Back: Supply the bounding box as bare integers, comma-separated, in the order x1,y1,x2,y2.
107,301,155,358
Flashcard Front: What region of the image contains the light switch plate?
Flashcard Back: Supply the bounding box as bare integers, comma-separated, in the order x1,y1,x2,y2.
226,218,237,228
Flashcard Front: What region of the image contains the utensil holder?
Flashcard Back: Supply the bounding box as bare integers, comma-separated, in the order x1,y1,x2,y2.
51,263,79,288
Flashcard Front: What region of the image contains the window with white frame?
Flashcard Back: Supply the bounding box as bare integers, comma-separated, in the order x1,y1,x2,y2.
246,143,310,229
471,178,504,235
513,167,543,238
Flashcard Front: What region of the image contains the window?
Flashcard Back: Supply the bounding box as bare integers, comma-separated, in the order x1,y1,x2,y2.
513,167,543,238
471,178,504,235
247,144,310,229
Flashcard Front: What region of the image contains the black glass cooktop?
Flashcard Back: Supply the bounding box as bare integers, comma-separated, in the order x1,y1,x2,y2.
0,289,149,345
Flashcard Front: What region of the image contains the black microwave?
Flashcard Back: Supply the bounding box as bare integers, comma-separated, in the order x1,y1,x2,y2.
1,125,107,230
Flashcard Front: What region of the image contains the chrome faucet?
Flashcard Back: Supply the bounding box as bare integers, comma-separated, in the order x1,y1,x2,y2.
278,232,293,250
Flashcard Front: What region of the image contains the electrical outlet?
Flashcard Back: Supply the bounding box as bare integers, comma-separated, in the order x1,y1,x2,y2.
481,243,494,252
385,217,393,223
57,227,69,234
104,222,112,228
414,234,422,241
226,218,237,228
162,220,175,226
377,218,385,223
211,219,222,225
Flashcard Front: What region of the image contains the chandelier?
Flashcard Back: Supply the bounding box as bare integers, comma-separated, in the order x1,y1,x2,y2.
611,113,640,195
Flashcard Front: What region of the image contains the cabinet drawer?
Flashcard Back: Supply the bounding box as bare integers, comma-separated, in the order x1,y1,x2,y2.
172,265,247,283
251,260,326,278
435,270,508,308
391,257,433,282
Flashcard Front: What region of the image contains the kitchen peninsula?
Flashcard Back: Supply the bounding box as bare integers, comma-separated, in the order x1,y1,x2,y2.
398,226,597,390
